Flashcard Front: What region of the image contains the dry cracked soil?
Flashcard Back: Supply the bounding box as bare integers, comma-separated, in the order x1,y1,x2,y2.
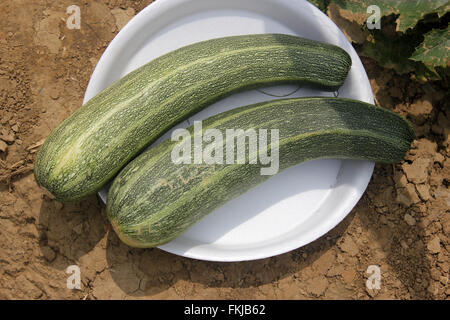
0,0,448,300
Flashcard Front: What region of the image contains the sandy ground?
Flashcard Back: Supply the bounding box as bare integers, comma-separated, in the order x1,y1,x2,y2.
0,0,448,300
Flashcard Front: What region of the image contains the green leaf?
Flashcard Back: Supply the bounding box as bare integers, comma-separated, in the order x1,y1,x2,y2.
332,0,449,32
357,13,444,80
396,0,449,32
410,26,450,73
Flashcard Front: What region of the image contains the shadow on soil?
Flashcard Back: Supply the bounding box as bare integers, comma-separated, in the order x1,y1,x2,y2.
38,195,107,270
103,210,355,297
34,167,432,299
103,179,432,299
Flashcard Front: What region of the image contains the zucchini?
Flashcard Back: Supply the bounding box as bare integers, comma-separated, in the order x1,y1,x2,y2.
106,97,415,248
34,34,351,201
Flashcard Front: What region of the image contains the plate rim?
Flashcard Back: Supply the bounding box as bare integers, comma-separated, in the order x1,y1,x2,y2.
84,0,375,262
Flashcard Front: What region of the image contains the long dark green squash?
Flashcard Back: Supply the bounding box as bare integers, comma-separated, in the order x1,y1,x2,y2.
106,97,415,248
34,34,352,201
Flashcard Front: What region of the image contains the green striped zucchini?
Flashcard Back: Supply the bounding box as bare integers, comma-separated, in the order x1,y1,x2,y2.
35,34,352,201
106,97,415,248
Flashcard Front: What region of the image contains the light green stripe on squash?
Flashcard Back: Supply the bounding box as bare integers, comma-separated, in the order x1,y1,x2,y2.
34,34,352,201
106,97,415,248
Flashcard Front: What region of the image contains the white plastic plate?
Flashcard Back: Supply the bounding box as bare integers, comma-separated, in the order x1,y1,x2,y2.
84,0,375,261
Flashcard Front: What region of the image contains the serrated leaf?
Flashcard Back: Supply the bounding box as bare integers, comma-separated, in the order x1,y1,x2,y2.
396,0,449,32
358,17,444,80
410,26,450,71
332,0,449,32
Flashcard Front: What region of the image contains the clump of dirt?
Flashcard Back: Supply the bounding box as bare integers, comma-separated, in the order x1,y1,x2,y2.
0,0,448,300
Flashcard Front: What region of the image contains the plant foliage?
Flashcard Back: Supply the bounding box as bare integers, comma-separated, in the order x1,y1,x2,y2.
307,0,449,80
